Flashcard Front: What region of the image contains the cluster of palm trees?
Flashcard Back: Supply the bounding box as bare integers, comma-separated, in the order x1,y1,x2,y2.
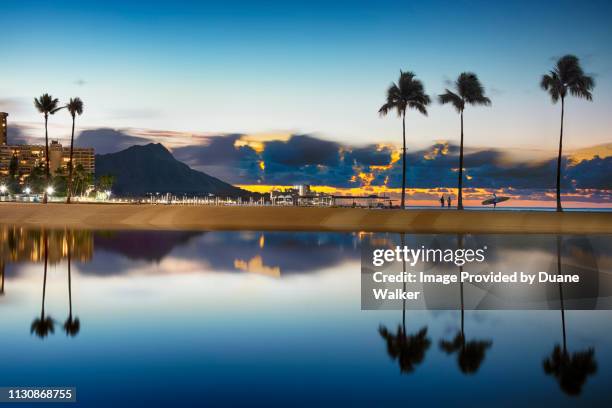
30,230,81,339
33,94,84,204
379,54,595,211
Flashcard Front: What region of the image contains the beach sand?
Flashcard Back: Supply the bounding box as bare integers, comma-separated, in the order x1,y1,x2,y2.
0,202,610,233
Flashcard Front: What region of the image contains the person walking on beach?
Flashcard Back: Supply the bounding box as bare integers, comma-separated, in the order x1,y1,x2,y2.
440,195,445,207
447,196,452,208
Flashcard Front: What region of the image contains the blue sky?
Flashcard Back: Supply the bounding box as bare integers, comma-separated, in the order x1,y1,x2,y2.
1,0,612,150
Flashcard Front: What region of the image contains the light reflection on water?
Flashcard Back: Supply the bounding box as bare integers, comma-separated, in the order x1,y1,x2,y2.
0,226,611,407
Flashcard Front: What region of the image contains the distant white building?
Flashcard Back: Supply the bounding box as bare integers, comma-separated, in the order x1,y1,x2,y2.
270,184,334,206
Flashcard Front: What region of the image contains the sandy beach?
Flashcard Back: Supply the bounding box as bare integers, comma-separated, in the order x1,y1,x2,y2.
0,202,610,233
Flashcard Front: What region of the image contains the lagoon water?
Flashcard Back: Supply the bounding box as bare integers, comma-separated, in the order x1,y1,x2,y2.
0,227,611,406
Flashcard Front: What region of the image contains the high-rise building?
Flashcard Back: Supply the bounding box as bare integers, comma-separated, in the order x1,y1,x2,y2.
0,112,95,184
0,112,8,145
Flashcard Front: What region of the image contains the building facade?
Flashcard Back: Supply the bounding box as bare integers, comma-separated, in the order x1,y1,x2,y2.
0,112,95,185
0,112,7,146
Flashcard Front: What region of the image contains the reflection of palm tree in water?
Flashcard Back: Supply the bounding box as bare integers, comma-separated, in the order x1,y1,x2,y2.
1,260,5,296
64,232,80,337
378,233,431,374
439,234,492,374
31,231,55,339
543,236,597,395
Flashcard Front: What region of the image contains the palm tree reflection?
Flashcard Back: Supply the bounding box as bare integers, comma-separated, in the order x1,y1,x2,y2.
1,260,5,296
30,231,55,339
63,232,80,337
378,233,431,374
543,236,597,395
439,234,492,374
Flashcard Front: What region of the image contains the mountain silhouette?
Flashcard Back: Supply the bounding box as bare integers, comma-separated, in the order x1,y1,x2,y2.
95,143,247,196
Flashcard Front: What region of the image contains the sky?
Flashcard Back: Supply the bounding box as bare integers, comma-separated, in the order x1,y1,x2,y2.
1,0,611,206
1,0,612,150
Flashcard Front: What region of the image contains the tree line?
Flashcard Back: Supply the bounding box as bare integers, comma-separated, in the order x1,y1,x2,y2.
379,54,594,212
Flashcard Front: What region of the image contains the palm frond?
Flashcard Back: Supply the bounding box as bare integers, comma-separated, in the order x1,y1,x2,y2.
66,97,85,116
378,71,430,118
438,90,463,112
33,93,60,114
542,55,595,103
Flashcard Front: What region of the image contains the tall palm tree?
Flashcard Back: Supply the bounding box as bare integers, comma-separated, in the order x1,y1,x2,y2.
439,73,491,210
543,236,597,395
31,231,55,339
439,234,492,374
65,98,84,204
379,71,431,208
34,94,62,204
64,232,80,336
378,233,431,373
541,55,594,212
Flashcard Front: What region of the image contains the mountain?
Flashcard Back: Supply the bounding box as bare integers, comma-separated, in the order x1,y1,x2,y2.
95,143,248,196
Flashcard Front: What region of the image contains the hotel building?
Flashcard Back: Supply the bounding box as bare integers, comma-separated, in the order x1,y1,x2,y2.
0,112,95,184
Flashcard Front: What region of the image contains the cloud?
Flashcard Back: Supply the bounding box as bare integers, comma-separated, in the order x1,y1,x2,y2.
6,123,609,201
263,135,341,167
76,128,152,154
166,133,611,199
0,97,29,115
108,108,162,120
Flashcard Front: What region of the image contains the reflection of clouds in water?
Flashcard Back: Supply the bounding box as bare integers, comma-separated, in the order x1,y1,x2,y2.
74,231,361,277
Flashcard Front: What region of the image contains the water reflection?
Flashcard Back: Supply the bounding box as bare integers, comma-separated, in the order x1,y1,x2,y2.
438,234,493,374
0,225,610,405
379,234,431,374
64,232,80,337
30,231,54,339
543,236,598,395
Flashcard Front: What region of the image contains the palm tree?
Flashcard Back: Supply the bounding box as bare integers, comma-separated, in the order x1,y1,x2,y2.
378,233,431,373
439,73,491,210
31,231,55,339
379,71,431,208
34,94,62,204
543,235,597,395
64,98,84,204
63,232,80,336
541,55,594,212
439,235,492,374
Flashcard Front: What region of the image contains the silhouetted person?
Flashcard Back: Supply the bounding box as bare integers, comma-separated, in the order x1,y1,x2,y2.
440,195,445,207
447,196,452,207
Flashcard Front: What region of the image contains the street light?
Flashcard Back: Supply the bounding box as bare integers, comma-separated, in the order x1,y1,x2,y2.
24,187,32,195
46,186,54,196
0,184,7,194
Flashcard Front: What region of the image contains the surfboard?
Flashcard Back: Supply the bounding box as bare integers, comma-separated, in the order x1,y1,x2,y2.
481,196,510,205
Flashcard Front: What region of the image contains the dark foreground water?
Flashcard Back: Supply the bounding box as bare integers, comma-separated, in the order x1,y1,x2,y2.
0,226,611,407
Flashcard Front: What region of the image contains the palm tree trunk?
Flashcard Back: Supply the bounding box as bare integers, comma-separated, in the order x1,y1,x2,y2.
41,232,49,318
401,111,406,209
67,233,73,318
401,233,406,330
43,114,50,204
556,98,565,212
1,260,5,295
557,235,567,354
67,116,76,204
457,110,465,210
458,234,464,342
